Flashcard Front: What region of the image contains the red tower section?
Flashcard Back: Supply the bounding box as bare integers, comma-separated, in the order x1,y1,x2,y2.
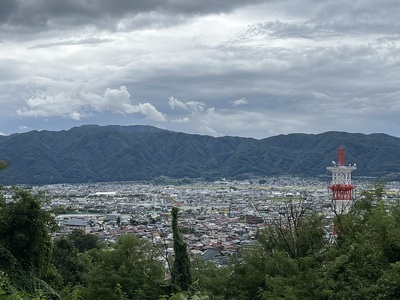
338,147,345,166
327,147,356,213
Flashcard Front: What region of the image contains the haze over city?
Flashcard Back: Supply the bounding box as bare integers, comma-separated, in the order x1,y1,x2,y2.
1,0,400,139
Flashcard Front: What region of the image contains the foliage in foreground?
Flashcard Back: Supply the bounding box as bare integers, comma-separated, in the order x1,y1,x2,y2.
0,189,59,299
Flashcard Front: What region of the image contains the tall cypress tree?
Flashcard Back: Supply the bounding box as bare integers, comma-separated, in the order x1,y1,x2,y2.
171,206,192,292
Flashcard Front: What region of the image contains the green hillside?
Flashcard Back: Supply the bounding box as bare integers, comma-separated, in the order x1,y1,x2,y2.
0,125,399,184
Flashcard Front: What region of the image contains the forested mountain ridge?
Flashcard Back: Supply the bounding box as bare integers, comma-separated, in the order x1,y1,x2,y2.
0,125,399,184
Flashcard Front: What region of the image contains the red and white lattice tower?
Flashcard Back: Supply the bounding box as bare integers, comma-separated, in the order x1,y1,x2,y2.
327,147,357,214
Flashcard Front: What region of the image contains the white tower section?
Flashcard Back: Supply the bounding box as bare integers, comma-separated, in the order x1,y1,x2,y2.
327,164,357,188
327,147,356,214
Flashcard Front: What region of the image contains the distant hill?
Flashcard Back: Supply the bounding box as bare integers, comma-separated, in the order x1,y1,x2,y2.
0,125,399,185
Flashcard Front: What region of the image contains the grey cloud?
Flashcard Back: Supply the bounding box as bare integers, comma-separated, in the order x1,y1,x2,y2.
0,0,17,22
30,37,113,49
0,0,271,30
238,18,400,42
231,0,400,41
2,0,400,139
0,59,26,81
138,36,400,120
266,0,400,21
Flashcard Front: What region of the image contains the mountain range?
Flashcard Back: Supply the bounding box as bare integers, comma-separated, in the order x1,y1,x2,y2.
0,125,399,185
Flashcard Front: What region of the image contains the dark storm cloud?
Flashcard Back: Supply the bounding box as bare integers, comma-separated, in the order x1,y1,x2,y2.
0,0,269,29
0,0,17,22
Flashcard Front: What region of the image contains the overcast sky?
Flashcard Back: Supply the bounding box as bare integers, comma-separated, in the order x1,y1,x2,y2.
1,0,400,139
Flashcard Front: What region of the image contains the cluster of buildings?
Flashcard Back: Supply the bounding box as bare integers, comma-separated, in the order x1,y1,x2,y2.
45,179,319,263
4,175,400,265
